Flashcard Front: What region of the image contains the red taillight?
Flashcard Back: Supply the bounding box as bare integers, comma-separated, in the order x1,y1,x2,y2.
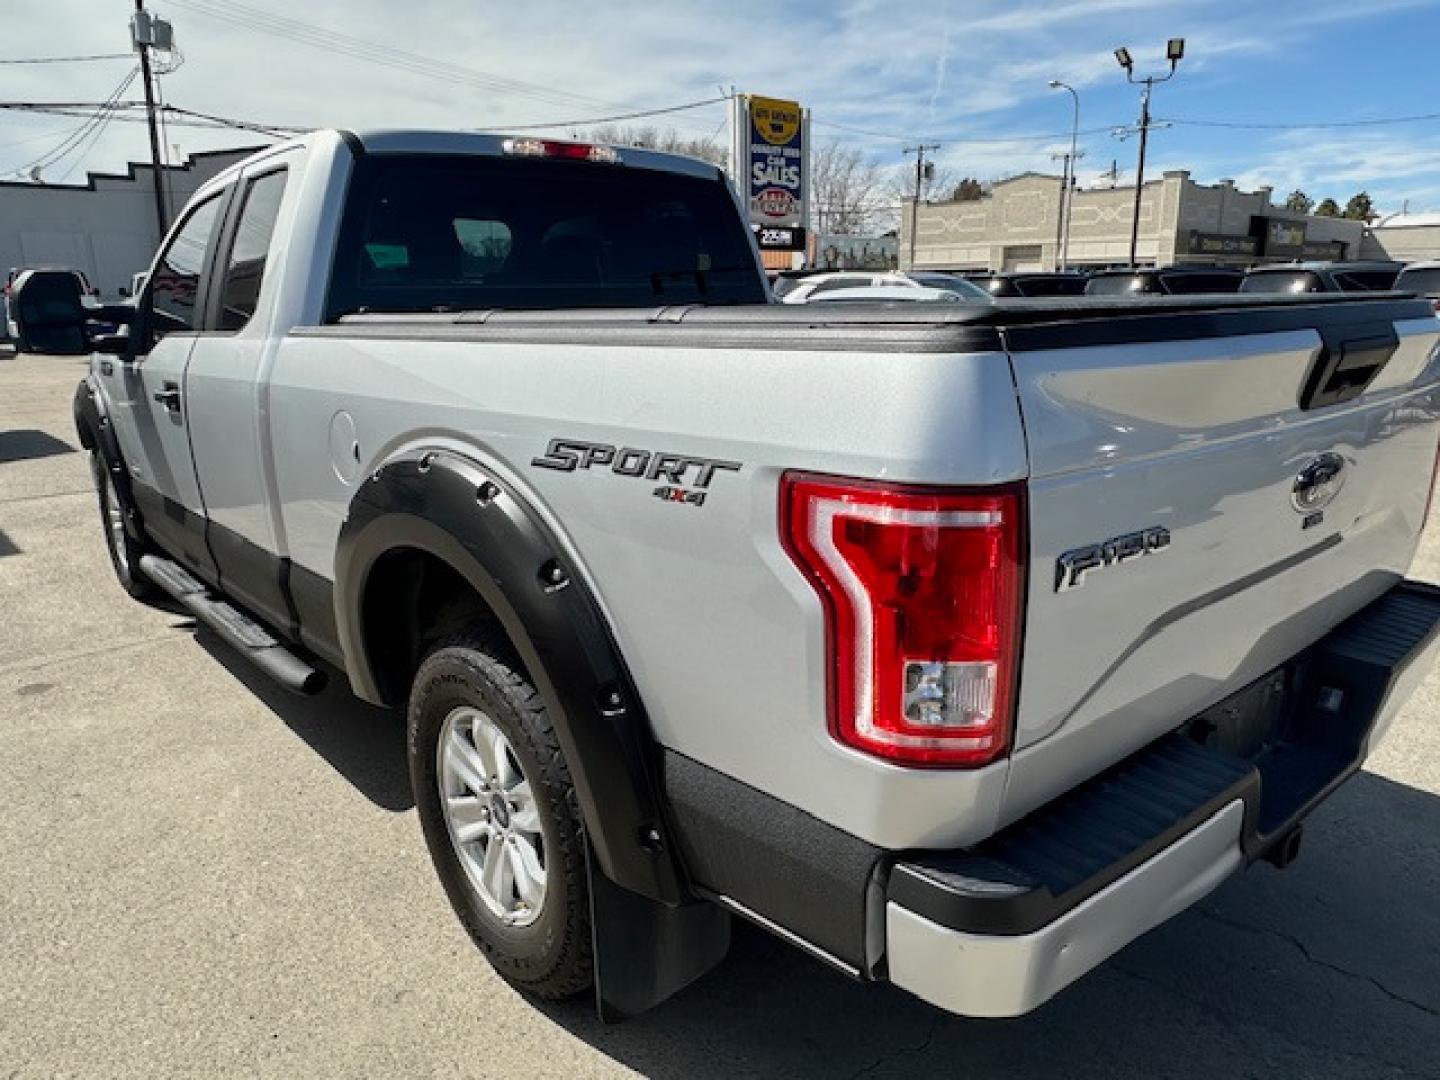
782,473,1025,768
500,137,620,164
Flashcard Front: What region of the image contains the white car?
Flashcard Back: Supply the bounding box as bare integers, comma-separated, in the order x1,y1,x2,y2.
806,284,977,303
779,271,990,303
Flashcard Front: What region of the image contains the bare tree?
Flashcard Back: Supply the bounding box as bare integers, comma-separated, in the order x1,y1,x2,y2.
810,141,896,235
576,124,727,168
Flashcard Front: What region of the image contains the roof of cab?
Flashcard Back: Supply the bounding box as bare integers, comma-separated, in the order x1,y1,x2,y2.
189,127,725,205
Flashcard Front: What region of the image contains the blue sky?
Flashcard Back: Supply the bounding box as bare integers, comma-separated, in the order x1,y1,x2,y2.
4,0,1439,212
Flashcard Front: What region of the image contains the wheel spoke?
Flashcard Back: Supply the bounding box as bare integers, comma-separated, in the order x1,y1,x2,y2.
508,780,541,834
508,837,546,907
446,795,491,844
469,718,502,782
482,835,512,903
444,726,489,795
489,726,518,789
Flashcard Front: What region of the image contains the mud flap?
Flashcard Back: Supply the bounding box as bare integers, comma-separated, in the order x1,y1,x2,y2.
587,843,731,1023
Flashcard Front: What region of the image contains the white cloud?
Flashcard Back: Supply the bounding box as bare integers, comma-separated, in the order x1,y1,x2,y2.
0,0,1434,216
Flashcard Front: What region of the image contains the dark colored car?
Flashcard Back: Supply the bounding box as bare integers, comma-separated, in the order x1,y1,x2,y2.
965,272,1088,298
1239,261,1404,295
1392,262,1440,314
1084,265,1245,296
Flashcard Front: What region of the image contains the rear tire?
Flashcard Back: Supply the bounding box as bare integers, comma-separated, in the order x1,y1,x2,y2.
91,452,153,601
408,627,593,999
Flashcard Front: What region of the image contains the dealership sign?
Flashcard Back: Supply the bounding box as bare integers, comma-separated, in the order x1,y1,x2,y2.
739,95,806,231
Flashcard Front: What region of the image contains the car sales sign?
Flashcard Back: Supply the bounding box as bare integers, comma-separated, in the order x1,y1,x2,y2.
745,95,805,229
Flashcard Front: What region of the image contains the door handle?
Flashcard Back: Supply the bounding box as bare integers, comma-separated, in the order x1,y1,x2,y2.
153,382,181,414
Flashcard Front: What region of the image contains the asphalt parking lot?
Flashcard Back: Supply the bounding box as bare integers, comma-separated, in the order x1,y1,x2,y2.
2,347,1438,1079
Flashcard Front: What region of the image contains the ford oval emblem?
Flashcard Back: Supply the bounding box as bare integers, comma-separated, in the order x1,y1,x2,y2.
1292,452,1346,514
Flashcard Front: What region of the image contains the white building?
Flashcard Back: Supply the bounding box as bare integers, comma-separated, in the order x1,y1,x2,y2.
1364,212,1440,262
0,146,261,299
902,170,1365,272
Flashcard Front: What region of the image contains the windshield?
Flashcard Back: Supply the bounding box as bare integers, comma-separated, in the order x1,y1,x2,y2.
1084,274,1145,295
1397,268,1440,294
908,272,991,299
327,154,765,317
1239,272,1325,294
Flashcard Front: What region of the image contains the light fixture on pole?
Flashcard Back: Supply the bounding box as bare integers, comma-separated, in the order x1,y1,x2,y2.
1048,80,1081,271
1114,38,1184,267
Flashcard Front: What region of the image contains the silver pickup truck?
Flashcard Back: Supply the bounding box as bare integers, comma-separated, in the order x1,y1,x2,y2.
11,129,1440,1022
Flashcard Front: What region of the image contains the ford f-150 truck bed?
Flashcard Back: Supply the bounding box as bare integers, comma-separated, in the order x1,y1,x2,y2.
12,128,1440,1022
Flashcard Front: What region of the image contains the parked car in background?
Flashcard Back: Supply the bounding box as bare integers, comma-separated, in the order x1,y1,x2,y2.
1084,265,1245,296
1240,261,1404,295
805,284,978,303
781,271,989,303
966,271,1088,298
1392,261,1440,314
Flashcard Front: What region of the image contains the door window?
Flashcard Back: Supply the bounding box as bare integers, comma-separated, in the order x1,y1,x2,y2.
150,194,224,336
217,169,289,331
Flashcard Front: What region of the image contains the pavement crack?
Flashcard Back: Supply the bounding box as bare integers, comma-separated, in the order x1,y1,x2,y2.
0,632,176,678
843,1013,943,1079
0,487,93,506
1196,908,1439,1018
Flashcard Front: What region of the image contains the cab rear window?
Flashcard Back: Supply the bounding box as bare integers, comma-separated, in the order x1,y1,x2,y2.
328,154,765,317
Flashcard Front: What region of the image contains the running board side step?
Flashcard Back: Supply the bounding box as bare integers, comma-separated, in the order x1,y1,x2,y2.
139,554,326,695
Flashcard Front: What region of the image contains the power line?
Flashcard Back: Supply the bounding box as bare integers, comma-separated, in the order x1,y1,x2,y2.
1162,111,1440,131
815,116,1124,147
0,52,133,65
478,95,731,132
3,67,141,180
166,0,617,113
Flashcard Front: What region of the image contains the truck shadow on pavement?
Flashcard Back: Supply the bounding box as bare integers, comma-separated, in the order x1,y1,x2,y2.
179,625,1440,1077
0,429,75,463
191,626,414,812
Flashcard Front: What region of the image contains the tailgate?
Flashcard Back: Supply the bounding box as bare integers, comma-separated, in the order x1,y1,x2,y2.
1000,298,1440,826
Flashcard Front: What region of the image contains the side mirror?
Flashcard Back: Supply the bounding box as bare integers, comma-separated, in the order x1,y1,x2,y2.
118,286,131,299
10,270,89,355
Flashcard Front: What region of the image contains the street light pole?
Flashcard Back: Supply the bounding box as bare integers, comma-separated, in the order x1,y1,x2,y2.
1114,39,1184,267
1048,80,1080,270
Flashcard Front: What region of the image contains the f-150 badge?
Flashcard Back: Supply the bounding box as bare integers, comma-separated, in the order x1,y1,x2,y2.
1055,526,1171,592
532,438,741,508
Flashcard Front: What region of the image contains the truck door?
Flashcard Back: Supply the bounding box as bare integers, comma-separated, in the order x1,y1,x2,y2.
185,160,295,633
100,188,229,583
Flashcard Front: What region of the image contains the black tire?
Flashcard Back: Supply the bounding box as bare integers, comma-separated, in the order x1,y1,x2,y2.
90,451,154,601
408,627,593,999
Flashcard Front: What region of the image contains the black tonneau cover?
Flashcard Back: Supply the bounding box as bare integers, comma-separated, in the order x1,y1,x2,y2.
302,293,1436,355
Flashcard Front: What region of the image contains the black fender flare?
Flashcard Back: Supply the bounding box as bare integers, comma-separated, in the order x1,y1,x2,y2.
72,373,146,541
335,448,687,906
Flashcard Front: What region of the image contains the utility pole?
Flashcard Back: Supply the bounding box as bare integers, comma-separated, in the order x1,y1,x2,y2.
132,0,168,239
1127,82,1151,268
1113,39,1184,267
902,143,939,269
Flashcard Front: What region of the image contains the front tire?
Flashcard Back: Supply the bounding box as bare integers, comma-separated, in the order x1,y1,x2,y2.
91,452,153,601
408,628,593,999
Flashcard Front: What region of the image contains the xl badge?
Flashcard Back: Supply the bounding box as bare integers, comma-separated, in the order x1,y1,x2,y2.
1055,526,1170,592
